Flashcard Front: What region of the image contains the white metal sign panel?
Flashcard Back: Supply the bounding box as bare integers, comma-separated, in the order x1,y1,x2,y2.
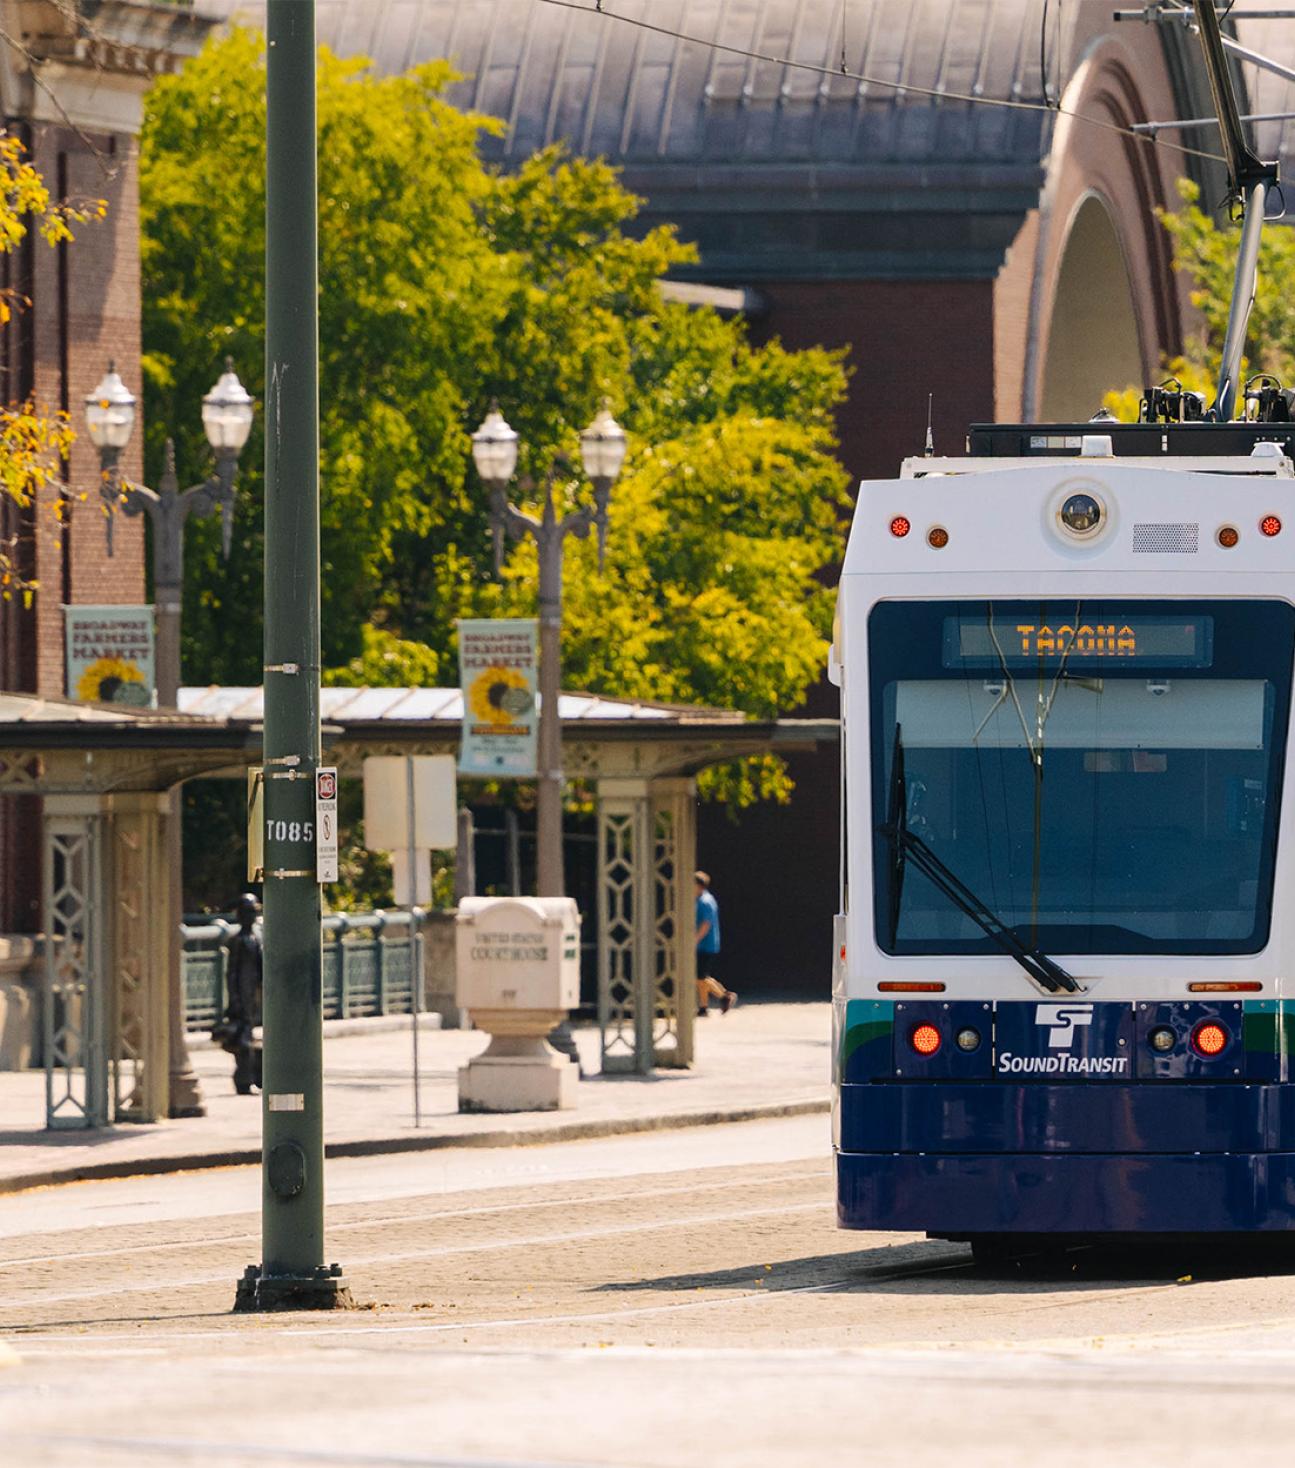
363,755,457,852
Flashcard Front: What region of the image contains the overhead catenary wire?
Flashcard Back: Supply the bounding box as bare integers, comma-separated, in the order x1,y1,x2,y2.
541,0,1228,167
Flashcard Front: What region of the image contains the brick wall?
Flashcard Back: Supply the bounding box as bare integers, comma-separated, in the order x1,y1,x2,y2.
30,125,146,698
0,122,146,932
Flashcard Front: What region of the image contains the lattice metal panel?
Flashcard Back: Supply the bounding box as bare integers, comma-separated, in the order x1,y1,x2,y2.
599,808,640,1071
44,820,108,1128
1132,522,1199,553
111,820,148,1121
652,804,681,1061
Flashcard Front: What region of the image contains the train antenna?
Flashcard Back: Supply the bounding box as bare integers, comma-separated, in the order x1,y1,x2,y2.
1192,0,1280,421
924,393,934,457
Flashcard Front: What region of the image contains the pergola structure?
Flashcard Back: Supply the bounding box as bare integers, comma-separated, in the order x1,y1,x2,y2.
0,688,836,1127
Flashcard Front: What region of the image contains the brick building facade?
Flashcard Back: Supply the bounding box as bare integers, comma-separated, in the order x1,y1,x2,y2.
0,0,211,931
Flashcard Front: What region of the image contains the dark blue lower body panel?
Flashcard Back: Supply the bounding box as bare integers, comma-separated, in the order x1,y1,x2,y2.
836,1150,1295,1233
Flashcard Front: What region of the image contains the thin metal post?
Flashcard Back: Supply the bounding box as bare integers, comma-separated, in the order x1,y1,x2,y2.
505,806,521,895
1215,181,1268,422
536,522,564,897
454,806,476,902
406,758,421,1128
236,0,351,1313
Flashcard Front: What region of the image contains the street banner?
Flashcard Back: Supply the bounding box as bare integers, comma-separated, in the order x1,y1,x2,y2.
64,605,155,707
457,618,538,777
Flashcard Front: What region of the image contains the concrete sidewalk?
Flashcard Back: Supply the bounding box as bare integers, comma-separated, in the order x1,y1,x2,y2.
0,1000,830,1193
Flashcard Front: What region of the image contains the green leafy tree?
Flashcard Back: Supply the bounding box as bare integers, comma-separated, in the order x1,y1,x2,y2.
144,30,848,809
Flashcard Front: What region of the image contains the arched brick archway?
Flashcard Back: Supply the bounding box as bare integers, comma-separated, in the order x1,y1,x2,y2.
1040,192,1143,421
999,32,1201,423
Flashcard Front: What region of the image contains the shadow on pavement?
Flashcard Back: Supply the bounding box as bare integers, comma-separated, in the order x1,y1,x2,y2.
593,1235,1295,1296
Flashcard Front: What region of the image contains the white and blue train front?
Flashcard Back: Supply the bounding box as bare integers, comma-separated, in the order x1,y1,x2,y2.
833,434,1295,1239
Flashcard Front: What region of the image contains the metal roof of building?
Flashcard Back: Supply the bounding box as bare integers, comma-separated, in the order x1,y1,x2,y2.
201,0,1073,275
178,686,744,724
207,0,1054,171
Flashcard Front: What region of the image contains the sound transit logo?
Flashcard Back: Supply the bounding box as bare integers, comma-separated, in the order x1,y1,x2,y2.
1035,1003,1094,1048
995,1003,1129,1076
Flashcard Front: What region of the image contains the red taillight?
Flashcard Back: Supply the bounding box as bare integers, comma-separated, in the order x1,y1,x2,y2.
1260,514,1283,538
890,515,911,538
1191,1021,1229,1057
910,1023,942,1056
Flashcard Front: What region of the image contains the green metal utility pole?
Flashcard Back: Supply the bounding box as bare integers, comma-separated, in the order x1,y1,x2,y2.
235,0,352,1313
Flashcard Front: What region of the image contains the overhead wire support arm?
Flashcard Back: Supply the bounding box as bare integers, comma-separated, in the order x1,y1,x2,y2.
1185,0,1281,420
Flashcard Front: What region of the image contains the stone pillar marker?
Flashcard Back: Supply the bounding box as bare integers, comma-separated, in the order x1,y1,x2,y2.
455,896,580,1112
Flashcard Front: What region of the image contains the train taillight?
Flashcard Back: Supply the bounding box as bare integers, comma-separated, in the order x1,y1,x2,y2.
1260,514,1283,538
909,1023,941,1056
1148,1026,1176,1053
1191,1021,1229,1057
890,516,911,538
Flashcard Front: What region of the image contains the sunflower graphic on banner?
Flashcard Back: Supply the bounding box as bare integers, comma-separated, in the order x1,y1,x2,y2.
457,619,538,776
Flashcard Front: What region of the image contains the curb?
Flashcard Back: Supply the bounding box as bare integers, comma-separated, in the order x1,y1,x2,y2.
185,1012,447,1052
0,1096,829,1197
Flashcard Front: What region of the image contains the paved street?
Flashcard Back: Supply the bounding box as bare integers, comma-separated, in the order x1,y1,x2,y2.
4,1113,1295,1467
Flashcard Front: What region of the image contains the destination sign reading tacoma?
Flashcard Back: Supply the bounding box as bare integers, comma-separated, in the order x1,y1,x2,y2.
944,615,1214,667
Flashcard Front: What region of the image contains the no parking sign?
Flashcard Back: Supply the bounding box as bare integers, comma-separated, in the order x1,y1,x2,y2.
316,766,339,883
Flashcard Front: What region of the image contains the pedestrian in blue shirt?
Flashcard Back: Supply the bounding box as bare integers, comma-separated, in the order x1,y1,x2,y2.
695,870,737,1016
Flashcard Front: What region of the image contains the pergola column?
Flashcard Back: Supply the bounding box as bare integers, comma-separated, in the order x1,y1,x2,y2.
104,793,174,1122
596,778,653,1074
596,775,698,1074
650,777,697,1070
43,796,110,1127
42,792,173,1127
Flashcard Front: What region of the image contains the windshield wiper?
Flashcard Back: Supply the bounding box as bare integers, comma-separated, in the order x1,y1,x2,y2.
880,726,1080,995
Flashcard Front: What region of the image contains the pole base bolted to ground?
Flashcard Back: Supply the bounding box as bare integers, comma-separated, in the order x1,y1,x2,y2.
234,1262,354,1313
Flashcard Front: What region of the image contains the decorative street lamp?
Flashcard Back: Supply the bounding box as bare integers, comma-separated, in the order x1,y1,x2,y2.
471,400,627,897
86,358,254,706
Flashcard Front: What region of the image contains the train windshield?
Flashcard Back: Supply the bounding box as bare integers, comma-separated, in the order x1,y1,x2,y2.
869,599,1295,955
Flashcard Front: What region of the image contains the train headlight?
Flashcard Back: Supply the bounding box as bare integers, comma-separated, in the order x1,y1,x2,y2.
1058,492,1104,538
1149,1026,1176,1053
1191,1021,1229,1057
909,1023,941,1056
955,1026,981,1052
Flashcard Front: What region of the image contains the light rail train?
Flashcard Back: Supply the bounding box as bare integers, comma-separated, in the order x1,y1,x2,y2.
831,1,1295,1250
832,420,1295,1247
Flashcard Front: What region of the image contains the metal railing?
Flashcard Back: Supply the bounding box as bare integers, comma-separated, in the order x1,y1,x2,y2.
183,909,426,1031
